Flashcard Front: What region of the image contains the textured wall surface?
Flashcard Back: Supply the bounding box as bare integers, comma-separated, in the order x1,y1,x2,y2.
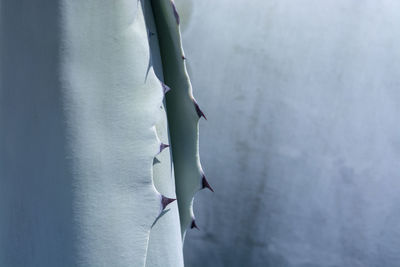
178,0,400,266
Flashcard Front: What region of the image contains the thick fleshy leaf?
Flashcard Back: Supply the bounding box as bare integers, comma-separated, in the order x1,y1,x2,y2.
61,1,165,265
142,1,184,266
0,1,166,266
151,0,211,238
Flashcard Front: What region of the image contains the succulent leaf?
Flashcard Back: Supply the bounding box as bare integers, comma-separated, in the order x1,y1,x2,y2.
150,0,212,238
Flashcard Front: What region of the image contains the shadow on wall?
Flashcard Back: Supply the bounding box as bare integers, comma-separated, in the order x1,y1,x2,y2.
180,0,400,266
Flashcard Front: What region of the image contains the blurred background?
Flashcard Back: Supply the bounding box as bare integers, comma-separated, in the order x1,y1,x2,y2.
175,0,400,266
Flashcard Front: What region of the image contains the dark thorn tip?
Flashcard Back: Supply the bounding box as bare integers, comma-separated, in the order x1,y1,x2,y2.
202,175,214,192
153,157,161,165
171,1,180,25
161,83,171,94
182,55,186,60
148,30,155,38
159,143,170,153
194,101,207,120
191,219,199,230
161,195,176,210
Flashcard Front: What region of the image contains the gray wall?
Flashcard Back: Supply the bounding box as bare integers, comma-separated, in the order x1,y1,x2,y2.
178,0,400,266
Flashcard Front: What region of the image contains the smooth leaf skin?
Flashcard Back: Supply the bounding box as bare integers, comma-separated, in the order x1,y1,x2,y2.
1,0,178,265
151,0,205,238
142,1,184,266
62,1,164,265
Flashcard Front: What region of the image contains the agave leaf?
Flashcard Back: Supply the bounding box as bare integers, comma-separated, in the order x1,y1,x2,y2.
1,0,169,265
150,0,211,238
142,1,184,266
61,1,168,265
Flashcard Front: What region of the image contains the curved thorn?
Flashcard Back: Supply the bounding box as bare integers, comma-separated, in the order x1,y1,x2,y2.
148,30,155,38
194,100,207,120
161,195,176,210
145,56,152,82
202,175,214,192
161,82,171,94
153,157,161,165
191,219,199,230
159,143,170,153
171,0,180,25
